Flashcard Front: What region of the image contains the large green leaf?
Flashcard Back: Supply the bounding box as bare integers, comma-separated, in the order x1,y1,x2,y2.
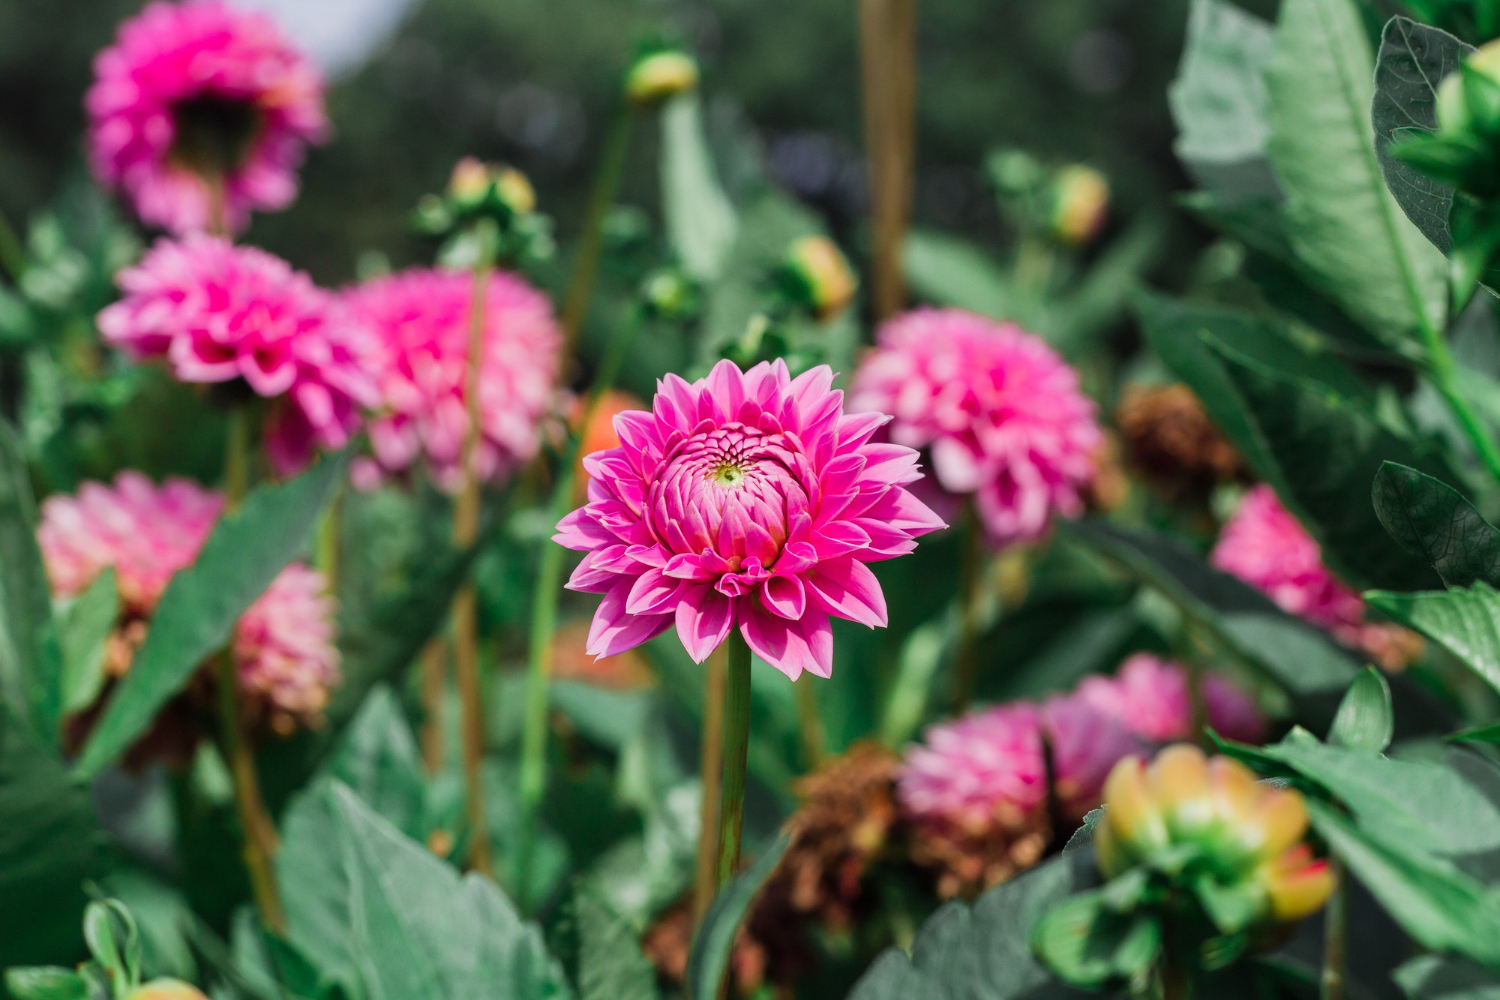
660,94,736,282
845,855,1084,1000
686,833,789,1000
58,567,117,718
1266,0,1448,346
75,453,346,778
0,419,62,742
1373,18,1472,255
1328,667,1394,752
1366,583,1500,695
1169,0,1280,196
573,891,659,1000
1396,955,1500,999
1213,341,1446,591
902,230,1011,321
1372,462,1500,588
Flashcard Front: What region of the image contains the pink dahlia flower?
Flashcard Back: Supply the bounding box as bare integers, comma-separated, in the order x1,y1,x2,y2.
897,703,1048,832
346,268,563,492
849,308,1101,546
86,0,327,234
38,473,340,729
1075,653,1267,744
98,235,377,476
1040,694,1145,822
555,359,945,680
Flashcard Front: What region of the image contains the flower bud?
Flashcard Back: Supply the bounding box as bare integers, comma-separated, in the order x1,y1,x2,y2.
625,51,699,106
780,235,857,321
447,158,536,217
1437,39,1500,139
1050,165,1109,246
124,980,210,1000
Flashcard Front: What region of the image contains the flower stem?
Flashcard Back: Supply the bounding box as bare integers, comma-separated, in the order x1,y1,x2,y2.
452,256,494,875
420,635,448,774
559,108,635,356
1422,318,1500,484
315,480,343,596
859,0,918,322
219,408,282,932
795,679,824,769
692,646,728,923
716,630,753,887
1321,858,1346,1000
952,504,986,712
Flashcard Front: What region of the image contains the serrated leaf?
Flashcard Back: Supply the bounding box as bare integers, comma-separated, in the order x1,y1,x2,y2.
1266,0,1448,347
1372,462,1500,588
687,834,789,1000
0,419,63,743
75,453,346,779
1373,18,1473,254
660,94,736,282
1329,667,1394,751
1367,583,1500,696
322,685,424,838
58,567,117,717
574,891,658,1000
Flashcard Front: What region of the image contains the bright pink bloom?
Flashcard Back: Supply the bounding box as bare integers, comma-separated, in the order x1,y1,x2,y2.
896,704,1048,831
1075,653,1266,744
86,0,327,234
849,308,1101,546
38,473,339,728
98,235,377,476
1040,694,1145,821
555,359,944,680
345,268,563,492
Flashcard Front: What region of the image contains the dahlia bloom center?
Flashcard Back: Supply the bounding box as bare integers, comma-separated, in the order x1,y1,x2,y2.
650,424,806,576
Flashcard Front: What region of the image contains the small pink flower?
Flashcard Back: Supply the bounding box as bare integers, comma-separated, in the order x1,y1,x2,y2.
849,308,1101,546
1040,693,1145,821
98,235,377,476
555,359,945,679
345,267,563,492
38,473,339,729
1076,653,1267,744
86,0,327,234
896,703,1049,832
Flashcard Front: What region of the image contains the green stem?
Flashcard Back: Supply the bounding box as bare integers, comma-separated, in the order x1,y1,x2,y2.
559,108,635,356
315,481,343,596
515,309,643,906
951,503,986,712
224,407,250,511
716,630,753,887
692,648,727,923
1422,319,1500,484
795,679,824,769
1321,859,1346,1000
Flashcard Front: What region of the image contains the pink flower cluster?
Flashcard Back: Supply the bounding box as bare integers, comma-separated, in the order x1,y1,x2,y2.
87,0,327,234
850,309,1101,546
556,359,945,680
98,235,377,477
345,268,563,492
38,472,339,730
1076,653,1266,746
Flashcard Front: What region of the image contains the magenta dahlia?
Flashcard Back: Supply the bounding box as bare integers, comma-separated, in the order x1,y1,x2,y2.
848,308,1101,546
86,0,327,234
555,359,945,679
1075,653,1266,745
1040,694,1145,821
39,472,339,730
98,235,376,476
345,267,563,492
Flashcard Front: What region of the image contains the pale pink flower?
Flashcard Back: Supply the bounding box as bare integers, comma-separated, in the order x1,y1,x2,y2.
1075,653,1266,744
38,473,339,729
849,308,1101,546
86,0,327,234
345,268,563,492
896,703,1049,832
98,235,377,476
555,359,945,679
1040,694,1145,821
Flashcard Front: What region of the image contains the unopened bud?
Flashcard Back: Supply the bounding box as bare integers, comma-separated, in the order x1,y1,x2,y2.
125,980,210,1000
1437,39,1500,139
626,51,699,106
781,235,857,321
447,158,536,217
1050,165,1109,246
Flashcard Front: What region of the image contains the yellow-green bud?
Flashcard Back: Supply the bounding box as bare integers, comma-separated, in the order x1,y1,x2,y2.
124,980,211,1000
447,158,536,216
1050,165,1110,246
1437,39,1500,137
625,51,699,106
782,235,857,321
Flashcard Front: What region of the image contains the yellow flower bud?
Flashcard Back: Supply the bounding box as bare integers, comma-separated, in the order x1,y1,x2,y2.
449,156,490,206
1437,39,1500,137
494,167,537,215
626,51,699,106
1050,165,1109,246
783,235,858,321
1258,845,1335,922
125,980,211,1000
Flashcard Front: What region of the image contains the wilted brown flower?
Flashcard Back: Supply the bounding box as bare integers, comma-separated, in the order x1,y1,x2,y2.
643,896,777,996
906,814,1052,900
1116,383,1245,495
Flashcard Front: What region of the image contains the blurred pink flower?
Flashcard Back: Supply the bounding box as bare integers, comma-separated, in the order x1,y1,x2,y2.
849,308,1100,546
1040,693,1145,821
555,359,945,679
98,235,376,477
345,267,563,492
896,703,1048,832
1076,653,1267,744
38,473,339,729
86,0,327,234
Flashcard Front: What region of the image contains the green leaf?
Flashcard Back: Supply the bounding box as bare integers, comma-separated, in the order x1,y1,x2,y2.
1062,519,1359,695
1372,462,1500,588
846,856,1084,1000
1261,730,1500,854
686,834,790,1000
1307,798,1500,966
1048,215,1168,357
1367,583,1500,695
1266,0,1448,346
2,968,89,1000
902,229,1010,320
1395,955,1500,999
1212,340,1446,590
0,419,63,742
58,567,117,717
1373,18,1473,254
574,891,659,1000
1169,0,1279,195
82,899,141,992
660,94,736,282
322,685,425,838
1030,888,1161,991
1328,667,1394,751
75,453,346,778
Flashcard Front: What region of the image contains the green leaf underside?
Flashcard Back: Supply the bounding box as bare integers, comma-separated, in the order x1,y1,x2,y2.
1367,583,1500,696
1329,667,1394,751
660,94,737,283
1372,462,1500,588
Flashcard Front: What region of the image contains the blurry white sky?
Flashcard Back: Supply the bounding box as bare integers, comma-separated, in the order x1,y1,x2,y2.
233,0,417,79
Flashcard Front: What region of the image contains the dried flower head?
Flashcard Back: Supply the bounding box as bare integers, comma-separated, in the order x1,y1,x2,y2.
556,359,944,679
87,0,327,234
1116,383,1244,494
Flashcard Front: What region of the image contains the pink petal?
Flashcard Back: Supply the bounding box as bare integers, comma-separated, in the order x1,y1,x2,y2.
760,574,807,620
675,587,735,663
740,602,834,680
587,580,674,657
806,558,888,627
